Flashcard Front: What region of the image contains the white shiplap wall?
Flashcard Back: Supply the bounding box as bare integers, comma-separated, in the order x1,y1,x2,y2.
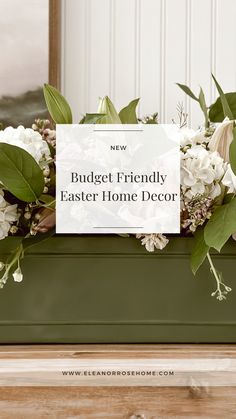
61,0,236,128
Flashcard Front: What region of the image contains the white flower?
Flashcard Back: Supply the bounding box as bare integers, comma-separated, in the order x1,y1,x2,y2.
180,128,208,148
136,233,169,252
180,128,198,147
222,165,236,193
0,190,18,240
181,146,225,201
0,126,50,163
208,118,234,162
13,267,23,282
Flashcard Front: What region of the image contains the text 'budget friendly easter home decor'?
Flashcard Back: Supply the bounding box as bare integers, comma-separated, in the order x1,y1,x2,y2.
0,75,236,303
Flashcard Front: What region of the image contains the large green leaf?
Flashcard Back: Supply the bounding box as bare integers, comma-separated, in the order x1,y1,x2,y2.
43,84,73,124
190,227,210,275
79,113,106,124
176,83,199,101
119,98,140,123
97,96,121,124
229,127,236,175
211,74,234,120
204,198,236,251
209,93,236,122
0,143,44,202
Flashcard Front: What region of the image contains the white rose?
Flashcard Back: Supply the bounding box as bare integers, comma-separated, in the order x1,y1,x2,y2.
0,126,50,163
181,148,215,186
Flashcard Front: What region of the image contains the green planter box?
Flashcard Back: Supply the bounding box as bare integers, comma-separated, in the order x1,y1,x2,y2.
0,235,235,343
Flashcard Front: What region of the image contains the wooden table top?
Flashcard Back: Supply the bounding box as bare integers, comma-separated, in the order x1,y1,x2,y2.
0,344,235,418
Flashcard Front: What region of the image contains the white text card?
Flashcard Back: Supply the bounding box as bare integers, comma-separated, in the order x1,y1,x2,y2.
56,124,181,234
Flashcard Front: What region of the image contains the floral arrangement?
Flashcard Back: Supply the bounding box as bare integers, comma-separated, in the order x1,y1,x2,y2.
0,75,236,301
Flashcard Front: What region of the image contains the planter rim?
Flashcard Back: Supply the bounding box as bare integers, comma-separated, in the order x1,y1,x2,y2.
0,235,235,255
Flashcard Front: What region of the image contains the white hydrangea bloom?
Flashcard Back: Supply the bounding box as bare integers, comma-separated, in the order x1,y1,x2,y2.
0,126,50,163
222,165,236,193
0,190,18,240
136,233,169,252
181,146,226,201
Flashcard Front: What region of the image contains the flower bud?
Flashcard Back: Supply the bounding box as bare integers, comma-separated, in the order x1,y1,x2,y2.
13,267,23,283
10,225,18,234
24,212,31,220
43,167,50,177
208,119,234,162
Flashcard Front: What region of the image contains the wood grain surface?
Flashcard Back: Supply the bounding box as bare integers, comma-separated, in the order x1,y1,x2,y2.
0,344,236,419
49,0,61,88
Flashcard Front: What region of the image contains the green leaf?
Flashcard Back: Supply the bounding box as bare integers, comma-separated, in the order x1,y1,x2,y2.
204,199,236,251
229,126,236,175
223,193,235,204
190,227,210,275
176,83,199,101
211,74,234,120
198,87,209,128
39,194,55,209
209,93,236,122
145,112,158,124
119,98,140,123
97,96,121,124
0,143,44,202
43,84,73,124
79,113,106,124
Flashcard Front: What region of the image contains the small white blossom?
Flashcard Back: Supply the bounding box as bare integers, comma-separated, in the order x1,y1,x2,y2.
13,267,23,283
136,233,169,252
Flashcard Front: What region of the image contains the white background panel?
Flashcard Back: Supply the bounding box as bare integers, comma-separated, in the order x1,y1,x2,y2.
61,0,236,128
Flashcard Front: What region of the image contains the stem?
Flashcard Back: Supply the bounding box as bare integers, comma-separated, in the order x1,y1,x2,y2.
0,243,23,285
204,115,209,129
207,252,231,301
207,252,218,280
207,252,224,300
